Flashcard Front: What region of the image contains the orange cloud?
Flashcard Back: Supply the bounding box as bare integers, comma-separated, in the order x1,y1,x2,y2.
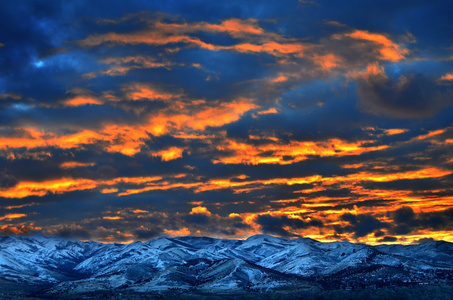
190,206,211,216
164,227,191,237
439,73,453,81
101,188,118,194
172,133,215,139
412,129,445,141
0,176,163,199
0,178,98,198
195,174,322,193
257,107,278,115
347,62,386,79
60,162,96,169
321,167,452,186
144,97,257,136
78,18,308,58
154,18,264,38
271,75,288,83
112,165,451,198
117,182,203,196
100,124,150,156
214,138,387,165
3,203,37,210
1,94,257,158
384,128,408,135
209,18,263,36
102,176,162,185
103,216,123,220
0,213,27,220
64,96,103,107
232,42,305,56
99,55,175,76
126,83,181,101
343,30,408,61
0,127,48,150
342,163,365,169
313,53,342,70
152,147,184,161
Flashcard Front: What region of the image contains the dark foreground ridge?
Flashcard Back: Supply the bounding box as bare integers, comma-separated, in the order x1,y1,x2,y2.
0,234,452,299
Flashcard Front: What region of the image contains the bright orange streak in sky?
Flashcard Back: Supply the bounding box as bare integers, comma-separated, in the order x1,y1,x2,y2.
0,176,163,199
64,96,103,107
60,162,96,169
0,98,256,157
214,138,387,165
440,73,453,81
384,128,408,135
0,214,27,220
152,147,184,161
345,30,408,61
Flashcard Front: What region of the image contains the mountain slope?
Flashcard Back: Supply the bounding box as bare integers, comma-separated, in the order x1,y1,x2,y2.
0,235,452,298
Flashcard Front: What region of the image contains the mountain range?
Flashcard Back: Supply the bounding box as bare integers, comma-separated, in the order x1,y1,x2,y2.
0,235,452,299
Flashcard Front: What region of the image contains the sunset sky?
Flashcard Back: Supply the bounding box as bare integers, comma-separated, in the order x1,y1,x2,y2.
1,0,453,244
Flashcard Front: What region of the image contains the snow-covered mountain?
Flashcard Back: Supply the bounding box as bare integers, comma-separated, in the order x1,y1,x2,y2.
0,235,452,298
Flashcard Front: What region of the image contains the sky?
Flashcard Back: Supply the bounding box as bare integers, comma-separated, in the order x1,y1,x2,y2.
0,0,453,244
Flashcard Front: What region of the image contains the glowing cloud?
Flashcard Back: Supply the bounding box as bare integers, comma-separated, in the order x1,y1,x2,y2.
152,147,184,161
164,227,191,237
60,162,96,169
343,30,408,61
214,138,388,165
0,214,27,220
190,206,212,216
440,73,453,81
384,128,408,135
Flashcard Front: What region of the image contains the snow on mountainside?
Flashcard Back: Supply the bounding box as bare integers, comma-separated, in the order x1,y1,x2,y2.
0,234,452,297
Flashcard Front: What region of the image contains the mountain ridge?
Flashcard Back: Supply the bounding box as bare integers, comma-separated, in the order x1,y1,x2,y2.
0,234,452,298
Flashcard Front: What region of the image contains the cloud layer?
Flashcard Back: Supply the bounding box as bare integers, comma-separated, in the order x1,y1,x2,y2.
0,0,453,244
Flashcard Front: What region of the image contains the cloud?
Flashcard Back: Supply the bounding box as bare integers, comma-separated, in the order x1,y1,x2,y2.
336,213,387,238
390,206,453,234
96,55,176,77
0,171,18,189
56,227,91,240
0,175,165,199
0,213,27,221
190,206,211,216
1,1,453,245
341,30,408,62
355,63,453,118
60,162,96,169
77,16,309,59
383,128,408,135
124,83,181,102
213,137,388,165
439,73,453,82
134,228,162,239
0,225,34,235
378,236,398,243
64,96,103,107
256,213,323,238
151,147,184,161
0,94,257,157
152,18,265,38
163,227,191,237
